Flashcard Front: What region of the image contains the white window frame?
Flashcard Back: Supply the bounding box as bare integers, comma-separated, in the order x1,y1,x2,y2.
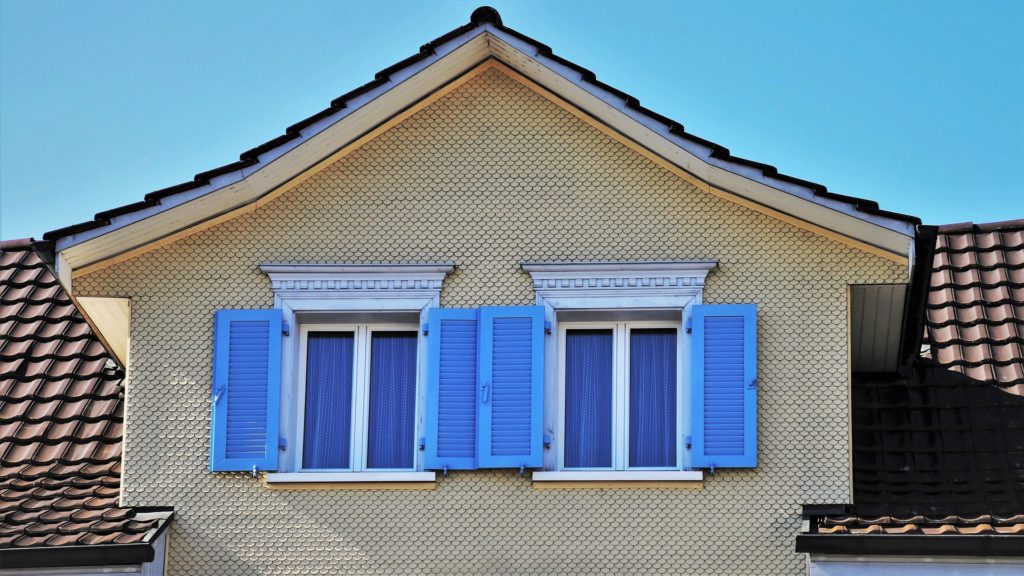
259,263,453,482
557,320,684,472
522,260,717,480
295,322,420,473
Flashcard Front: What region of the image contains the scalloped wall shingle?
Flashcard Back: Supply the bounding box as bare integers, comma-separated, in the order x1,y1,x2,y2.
75,69,906,575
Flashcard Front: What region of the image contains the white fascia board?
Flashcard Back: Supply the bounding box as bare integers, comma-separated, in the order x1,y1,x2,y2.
58,21,915,273
484,27,916,254
57,26,490,268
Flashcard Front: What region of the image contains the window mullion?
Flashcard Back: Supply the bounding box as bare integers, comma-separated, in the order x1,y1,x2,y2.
352,326,370,472
615,323,628,471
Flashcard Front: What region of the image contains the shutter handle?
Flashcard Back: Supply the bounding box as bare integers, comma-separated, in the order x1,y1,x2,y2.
212,383,225,404
481,380,491,404
748,378,758,389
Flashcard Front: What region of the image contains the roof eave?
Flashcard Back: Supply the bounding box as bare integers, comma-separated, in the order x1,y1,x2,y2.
48,11,919,274
796,533,1024,558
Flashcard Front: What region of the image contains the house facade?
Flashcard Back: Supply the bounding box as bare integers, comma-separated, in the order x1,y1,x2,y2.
5,7,1019,575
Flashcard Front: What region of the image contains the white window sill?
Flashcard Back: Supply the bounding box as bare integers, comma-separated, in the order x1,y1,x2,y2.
531,470,704,489
262,471,434,483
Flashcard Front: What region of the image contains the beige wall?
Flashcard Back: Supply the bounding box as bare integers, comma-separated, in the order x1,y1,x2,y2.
76,69,906,575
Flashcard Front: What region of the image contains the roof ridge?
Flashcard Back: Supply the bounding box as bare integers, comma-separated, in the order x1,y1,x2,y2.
938,219,1024,234
42,6,919,243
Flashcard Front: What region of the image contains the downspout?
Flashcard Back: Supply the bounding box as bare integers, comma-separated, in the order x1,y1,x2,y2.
898,224,938,376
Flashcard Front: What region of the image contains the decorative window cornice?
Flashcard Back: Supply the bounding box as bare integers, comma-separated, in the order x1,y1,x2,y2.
521,261,717,305
260,263,454,295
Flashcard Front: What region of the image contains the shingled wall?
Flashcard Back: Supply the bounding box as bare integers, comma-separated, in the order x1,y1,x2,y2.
74,69,906,575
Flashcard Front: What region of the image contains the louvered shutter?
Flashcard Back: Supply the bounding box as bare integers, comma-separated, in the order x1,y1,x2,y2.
477,306,545,469
691,304,758,469
210,309,282,472
424,308,479,470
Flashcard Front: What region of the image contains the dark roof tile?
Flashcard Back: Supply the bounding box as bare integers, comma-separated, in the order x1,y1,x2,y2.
0,243,169,551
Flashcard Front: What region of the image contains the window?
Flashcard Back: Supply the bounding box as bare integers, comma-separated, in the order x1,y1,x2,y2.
255,263,453,481
298,324,419,471
559,321,681,471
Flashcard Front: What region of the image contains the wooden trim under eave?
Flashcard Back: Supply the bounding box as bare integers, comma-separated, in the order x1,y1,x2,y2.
69,58,907,278
69,59,502,279
490,62,909,266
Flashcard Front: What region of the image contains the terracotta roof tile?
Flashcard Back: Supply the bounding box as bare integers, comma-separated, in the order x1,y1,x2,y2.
926,220,1024,388
0,243,168,550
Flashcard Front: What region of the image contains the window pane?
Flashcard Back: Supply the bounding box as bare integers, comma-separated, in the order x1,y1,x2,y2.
366,331,418,469
629,328,677,468
303,332,354,469
564,329,614,468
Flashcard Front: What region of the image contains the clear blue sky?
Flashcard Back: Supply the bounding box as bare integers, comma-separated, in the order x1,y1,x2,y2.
1,1,1022,240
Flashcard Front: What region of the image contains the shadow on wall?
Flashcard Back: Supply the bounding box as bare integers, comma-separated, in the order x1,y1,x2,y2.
851,359,1024,518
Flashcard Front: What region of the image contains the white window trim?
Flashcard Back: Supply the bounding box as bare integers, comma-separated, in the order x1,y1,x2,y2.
296,323,420,473
261,263,454,478
521,260,717,476
557,321,684,472
531,470,702,482
265,472,436,483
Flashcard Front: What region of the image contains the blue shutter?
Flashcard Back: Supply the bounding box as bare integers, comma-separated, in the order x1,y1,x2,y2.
210,309,281,472
424,309,479,470
691,304,757,469
477,306,545,469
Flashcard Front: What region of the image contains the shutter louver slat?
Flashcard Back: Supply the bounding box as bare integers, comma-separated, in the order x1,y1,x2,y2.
691,304,757,469
210,309,281,472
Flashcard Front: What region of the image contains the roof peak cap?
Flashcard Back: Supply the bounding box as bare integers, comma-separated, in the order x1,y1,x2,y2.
470,6,502,25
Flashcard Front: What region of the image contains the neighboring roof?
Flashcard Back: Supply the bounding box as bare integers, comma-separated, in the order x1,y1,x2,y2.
799,220,1024,556
0,240,171,566
44,6,918,274
926,219,1024,390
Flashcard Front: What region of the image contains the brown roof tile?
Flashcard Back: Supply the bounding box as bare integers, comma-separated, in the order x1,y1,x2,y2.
0,243,169,550
926,220,1024,388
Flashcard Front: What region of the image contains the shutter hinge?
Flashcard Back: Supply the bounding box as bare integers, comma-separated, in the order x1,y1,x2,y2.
748,378,758,389
252,465,258,478
685,318,693,333
684,435,692,449
543,433,552,449
418,436,426,451
282,321,290,336
278,437,288,451
421,323,429,336
544,321,552,335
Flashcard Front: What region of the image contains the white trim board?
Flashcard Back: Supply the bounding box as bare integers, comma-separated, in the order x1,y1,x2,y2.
55,24,915,276
265,472,435,483
532,471,702,482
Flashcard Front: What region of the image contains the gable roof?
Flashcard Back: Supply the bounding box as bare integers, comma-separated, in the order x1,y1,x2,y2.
798,220,1024,557
0,240,172,567
43,6,918,278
